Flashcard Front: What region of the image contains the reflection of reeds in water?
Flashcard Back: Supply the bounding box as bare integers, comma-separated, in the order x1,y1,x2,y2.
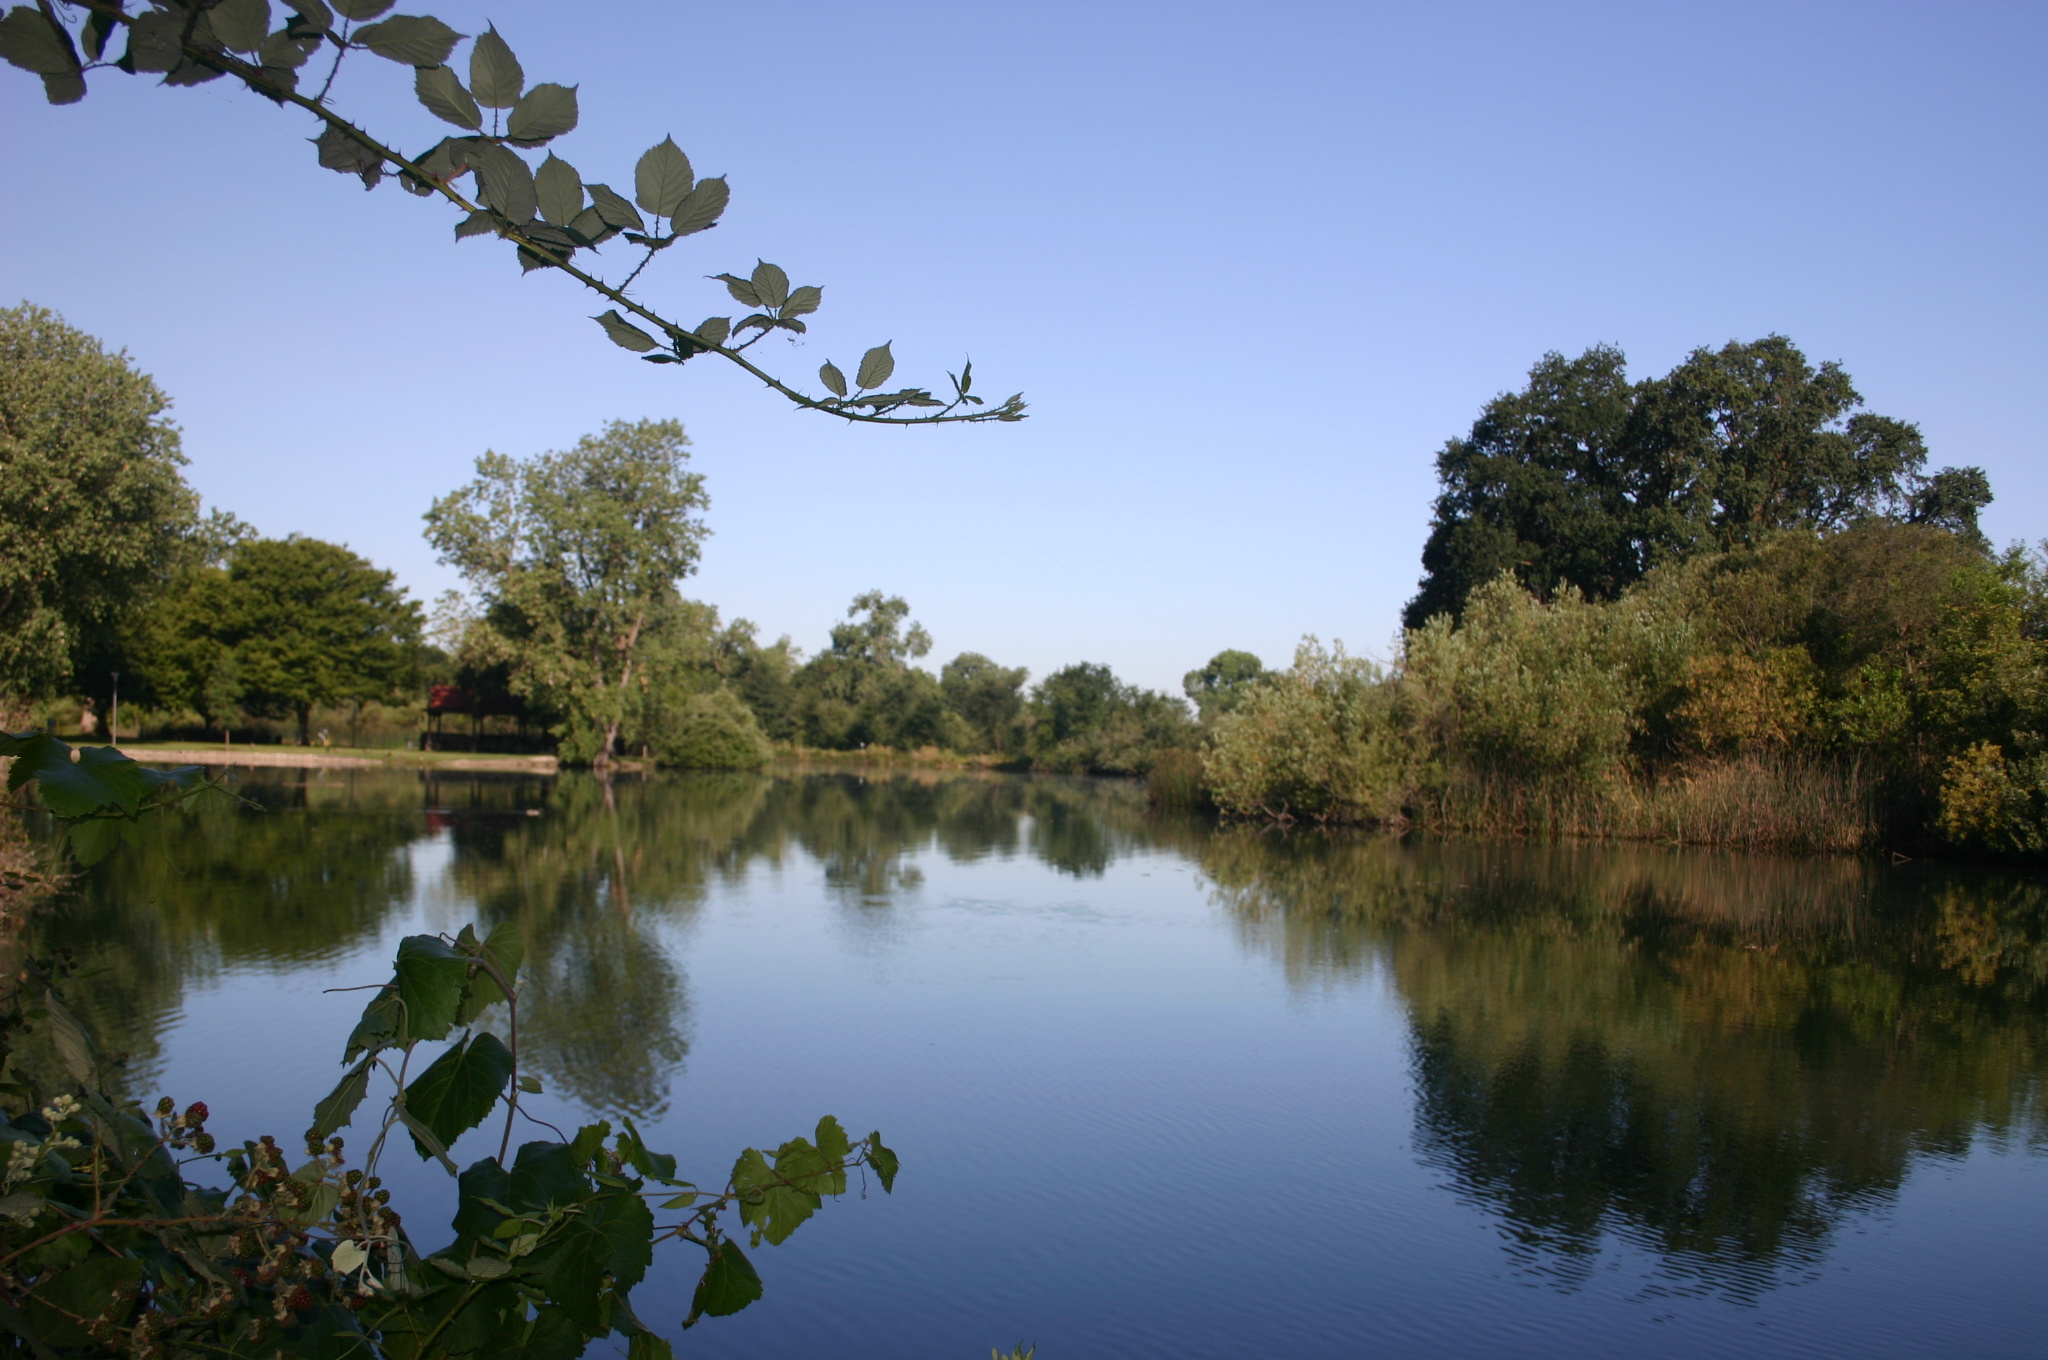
1412,754,1879,853
1201,829,2048,1296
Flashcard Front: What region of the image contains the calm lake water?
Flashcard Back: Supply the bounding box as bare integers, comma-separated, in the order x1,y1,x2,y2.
25,768,2048,1358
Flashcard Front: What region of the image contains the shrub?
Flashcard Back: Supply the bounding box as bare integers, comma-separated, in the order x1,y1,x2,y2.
1939,741,2048,855
650,688,773,769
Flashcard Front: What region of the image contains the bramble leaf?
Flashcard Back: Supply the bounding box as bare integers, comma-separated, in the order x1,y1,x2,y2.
669,176,728,235
208,0,272,54
455,209,496,240
507,82,577,145
750,261,790,310
694,317,731,347
715,273,762,308
286,0,337,32
0,6,75,74
404,1032,514,1156
455,920,525,1023
1,733,204,821
534,153,583,226
782,285,822,319
586,182,644,232
355,14,463,67
468,22,522,107
469,142,537,223
312,1058,374,1137
634,136,693,217
531,1190,654,1329
868,1132,899,1191
316,123,385,188
122,10,182,74
331,0,397,19
394,934,469,1041
415,63,482,130
260,30,320,69
628,1333,674,1360
819,362,848,397
595,311,658,352
685,1240,762,1325
856,343,895,390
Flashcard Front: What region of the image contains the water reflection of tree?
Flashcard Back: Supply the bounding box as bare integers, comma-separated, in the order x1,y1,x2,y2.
1204,833,2048,1297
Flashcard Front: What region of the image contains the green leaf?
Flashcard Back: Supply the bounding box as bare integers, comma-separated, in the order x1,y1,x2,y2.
41,993,97,1087
531,1190,654,1330
313,1058,374,1137
819,362,848,398
0,6,74,74
585,182,644,232
533,153,584,227
355,14,462,67
316,122,385,187
856,343,895,391
694,317,731,348
415,64,482,130
2,733,202,821
713,272,762,307
685,1240,762,1325
395,934,469,1042
814,1115,851,1162
287,1,337,32
468,22,522,107
567,206,611,245
868,1132,899,1192
669,176,728,236
617,1117,679,1183
395,1106,459,1175
469,142,537,223
628,1333,674,1360
517,1074,543,1094
509,1140,591,1211
456,921,525,1023
122,9,182,73
208,0,271,53
782,285,823,320
634,136,694,217
261,30,320,69
732,1147,821,1246
749,261,790,310
65,817,122,866
344,985,402,1062
455,209,497,240
404,1032,514,1155
19,1258,145,1347
331,0,396,19
594,310,658,353
507,82,578,145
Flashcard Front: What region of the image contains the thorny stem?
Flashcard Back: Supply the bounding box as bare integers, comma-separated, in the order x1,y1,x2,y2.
67,1,1025,428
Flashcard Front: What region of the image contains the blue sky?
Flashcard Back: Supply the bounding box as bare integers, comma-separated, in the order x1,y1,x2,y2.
4,1,2042,694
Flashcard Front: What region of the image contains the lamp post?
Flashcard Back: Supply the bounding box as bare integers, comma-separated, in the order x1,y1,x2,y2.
110,670,120,747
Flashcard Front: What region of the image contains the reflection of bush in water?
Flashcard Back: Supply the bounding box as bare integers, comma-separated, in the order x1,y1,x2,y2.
1204,832,2048,1295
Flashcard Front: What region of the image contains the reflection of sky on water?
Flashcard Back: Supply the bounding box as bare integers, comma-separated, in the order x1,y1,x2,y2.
24,770,2048,1359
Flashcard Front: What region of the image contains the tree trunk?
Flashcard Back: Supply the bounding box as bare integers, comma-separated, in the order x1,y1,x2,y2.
297,704,311,746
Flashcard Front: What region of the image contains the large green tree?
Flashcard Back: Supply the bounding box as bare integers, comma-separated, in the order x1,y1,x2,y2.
789,593,954,751
424,419,709,767
1405,336,1991,627
147,536,422,743
941,652,1029,754
0,302,200,712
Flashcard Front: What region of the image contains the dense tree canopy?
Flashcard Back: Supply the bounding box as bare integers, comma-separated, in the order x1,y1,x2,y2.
1405,336,1992,627
425,419,709,767
1184,649,1271,722
0,302,200,710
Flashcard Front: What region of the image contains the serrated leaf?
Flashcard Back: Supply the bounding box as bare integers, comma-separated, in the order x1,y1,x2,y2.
39,66,81,104
62,818,120,866
454,210,495,240
714,273,761,307
685,1240,762,1325
414,63,482,130
732,1147,820,1246
750,261,789,309
533,153,583,226
669,176,728,235
355,14,462,67
585,181,644,232
819,362,848,398
207,0,271,53
694,317,731,347
394,1106,458,1175
404,1033,514,1157
594,311,657,353
312,1059,374,1138
331,0,396,18
0,6,75,74
634,136,694,217
468,142,536,223
517,1074,543,1095
122,10,182,73
867,1133,899,1191
287,1,337,32
506,82,577,145
316,123,385,187
856,343,895,391
394,934,468,1042
42,994,96,1087
2,733,203,821
531,1191,654,1330
782,285,822,319
468,22,522,107
566,206,611,245
455,921,524,1023
628,1333,674,1360
344,986,401,1063
261,30,319,69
